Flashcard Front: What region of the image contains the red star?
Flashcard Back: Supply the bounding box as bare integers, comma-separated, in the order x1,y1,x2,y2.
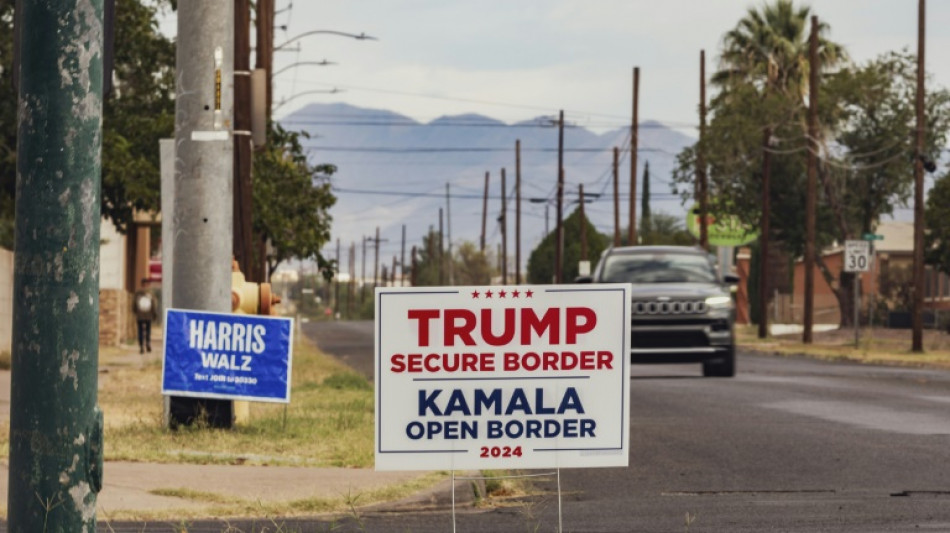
525,290,534,298
471,290,480,298
499,290,507,298
512,290,520,298
485,290,494,298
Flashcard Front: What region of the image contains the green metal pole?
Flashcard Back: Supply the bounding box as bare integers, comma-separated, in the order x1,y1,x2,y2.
9,1,104,531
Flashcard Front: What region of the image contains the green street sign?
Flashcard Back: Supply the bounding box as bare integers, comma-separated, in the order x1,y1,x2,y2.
686,204,759,247
862,233,884,241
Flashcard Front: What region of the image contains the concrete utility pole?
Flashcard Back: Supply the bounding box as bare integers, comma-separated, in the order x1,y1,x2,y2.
698,52,709,250
912,0,927,352
803,16,820,344
9,1,105,528
515,140,522,285
556,110,565,283
629,67,640,246
170,0,235,427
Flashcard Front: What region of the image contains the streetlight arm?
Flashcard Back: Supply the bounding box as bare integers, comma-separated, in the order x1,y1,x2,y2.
273,60,337,77
273,88,343,112
275,30,378,51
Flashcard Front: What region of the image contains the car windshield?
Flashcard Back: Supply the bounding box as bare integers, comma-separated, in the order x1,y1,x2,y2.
601,252,718,284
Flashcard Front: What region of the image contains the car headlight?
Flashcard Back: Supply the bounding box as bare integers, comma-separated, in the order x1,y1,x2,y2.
705,295,733,309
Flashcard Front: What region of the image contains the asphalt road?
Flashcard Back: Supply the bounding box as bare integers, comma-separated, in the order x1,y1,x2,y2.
293,320,950,533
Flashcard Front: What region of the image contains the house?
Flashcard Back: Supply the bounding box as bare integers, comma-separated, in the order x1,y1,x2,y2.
736,221,949,326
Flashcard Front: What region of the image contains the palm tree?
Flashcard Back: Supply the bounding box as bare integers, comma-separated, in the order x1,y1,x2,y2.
713,0,846,99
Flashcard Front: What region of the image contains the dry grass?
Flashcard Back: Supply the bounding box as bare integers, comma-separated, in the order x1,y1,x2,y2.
737,324,950,368
99,336,376,467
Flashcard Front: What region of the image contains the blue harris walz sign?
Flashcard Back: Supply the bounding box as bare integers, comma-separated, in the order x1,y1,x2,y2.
162,308,294,403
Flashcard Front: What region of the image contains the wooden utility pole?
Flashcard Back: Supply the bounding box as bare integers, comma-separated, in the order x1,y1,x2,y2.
758,128,772,339
613,147,621,246
629,67,640,246
348,242,355,318
556,110,565,283
446,183,453,284
501,168,508,284
360,235,367,305
255,0,274,121
400,224,406,286
439,209,445,285
912,0,927,352
803,16,820,344
373,227,383,291
579,184,588,261
411,245,418,286
516,140,523,285
391,256,397,289
254,0,274,282
480,171,489,252
234,0,254,278
334,238,341,313
698,51,709,250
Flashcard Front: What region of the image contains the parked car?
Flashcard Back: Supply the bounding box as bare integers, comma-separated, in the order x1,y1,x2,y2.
577,245,739,377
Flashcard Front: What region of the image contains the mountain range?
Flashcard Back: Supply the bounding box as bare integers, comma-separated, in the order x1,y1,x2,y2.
279,102,696,272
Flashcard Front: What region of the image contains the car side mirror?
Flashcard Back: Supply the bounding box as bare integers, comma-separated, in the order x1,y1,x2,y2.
723,274,740,284
575,275,593,284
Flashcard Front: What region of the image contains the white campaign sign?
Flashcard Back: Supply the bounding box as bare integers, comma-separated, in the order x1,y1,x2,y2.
844,240,871,272
374,284,632,471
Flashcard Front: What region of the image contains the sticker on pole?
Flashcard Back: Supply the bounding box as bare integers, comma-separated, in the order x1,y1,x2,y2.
374,285,632,471
162,309,294,403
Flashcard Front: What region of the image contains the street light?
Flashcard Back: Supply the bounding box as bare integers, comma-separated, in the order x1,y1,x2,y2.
273,59,337,77
275,30,378,51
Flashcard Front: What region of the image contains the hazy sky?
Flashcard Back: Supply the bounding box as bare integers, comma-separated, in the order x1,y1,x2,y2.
159,1,949,268
260,0,950,133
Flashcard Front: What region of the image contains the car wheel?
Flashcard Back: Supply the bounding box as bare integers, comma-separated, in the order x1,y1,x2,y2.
702,347,735,378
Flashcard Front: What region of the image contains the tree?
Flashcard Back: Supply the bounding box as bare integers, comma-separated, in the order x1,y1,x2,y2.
410,229,442,287
640,161,652,238
411,235,494,286
102,0,176,232
925,173,950,275
0,0,177,242
453,241,493,285
677,3,950,327
713,0,845,96
639,212,695,246
0,0,18,248
253,122,337,279
527,208,609,284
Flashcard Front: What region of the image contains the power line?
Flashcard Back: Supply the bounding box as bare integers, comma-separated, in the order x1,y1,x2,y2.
308,146,671,154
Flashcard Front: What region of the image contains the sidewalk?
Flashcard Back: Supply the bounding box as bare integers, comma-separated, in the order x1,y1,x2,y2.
0,332,449,519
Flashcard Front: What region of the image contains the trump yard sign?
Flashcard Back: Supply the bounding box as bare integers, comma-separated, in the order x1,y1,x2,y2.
375,285,631,471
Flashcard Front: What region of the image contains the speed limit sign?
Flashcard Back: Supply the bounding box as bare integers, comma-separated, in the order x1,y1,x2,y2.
844,240,871,272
